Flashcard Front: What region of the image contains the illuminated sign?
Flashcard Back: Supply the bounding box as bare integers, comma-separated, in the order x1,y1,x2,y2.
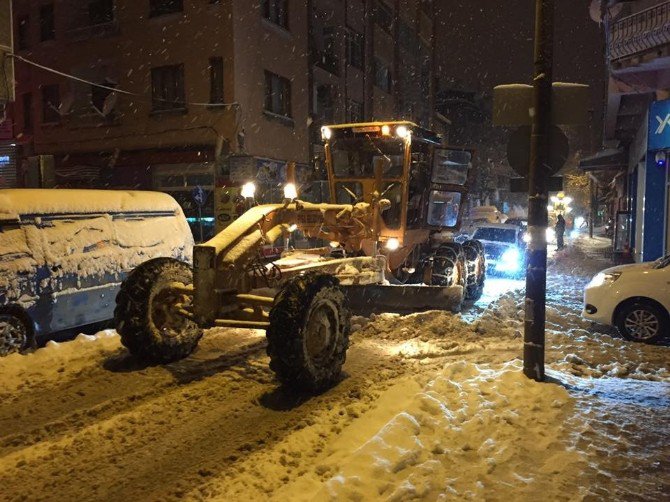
0,155,10,164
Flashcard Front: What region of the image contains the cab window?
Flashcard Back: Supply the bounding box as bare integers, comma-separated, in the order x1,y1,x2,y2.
427,191,461,227
432,149,471,185
335,181,363,203
381,182,403,229
331,137,404,178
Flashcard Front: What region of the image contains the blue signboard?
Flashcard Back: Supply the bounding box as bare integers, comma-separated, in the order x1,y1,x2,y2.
192,186,206,206
648,99,670,151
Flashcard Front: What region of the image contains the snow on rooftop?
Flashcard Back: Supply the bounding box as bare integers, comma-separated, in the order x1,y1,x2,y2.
0,189,182,219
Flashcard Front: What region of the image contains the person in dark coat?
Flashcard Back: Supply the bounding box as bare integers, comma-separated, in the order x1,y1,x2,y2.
555,214,566,250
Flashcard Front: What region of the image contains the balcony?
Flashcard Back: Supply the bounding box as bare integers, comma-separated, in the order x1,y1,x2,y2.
609,1,670,65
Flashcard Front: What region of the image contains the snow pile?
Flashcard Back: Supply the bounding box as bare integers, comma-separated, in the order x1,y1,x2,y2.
319,361,584,500
0,330,120,393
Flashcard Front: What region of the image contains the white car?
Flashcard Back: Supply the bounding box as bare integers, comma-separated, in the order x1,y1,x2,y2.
583,256,670,343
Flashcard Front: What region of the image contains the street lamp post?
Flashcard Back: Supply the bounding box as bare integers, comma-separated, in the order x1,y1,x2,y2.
523,0,554,382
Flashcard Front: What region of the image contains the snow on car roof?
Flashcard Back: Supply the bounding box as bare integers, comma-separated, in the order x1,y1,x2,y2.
0,189,181,219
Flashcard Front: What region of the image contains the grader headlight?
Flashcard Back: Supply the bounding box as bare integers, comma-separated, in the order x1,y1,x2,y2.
284,183,298,200
395,125,410,138
385,238,400,251
241,182,256,198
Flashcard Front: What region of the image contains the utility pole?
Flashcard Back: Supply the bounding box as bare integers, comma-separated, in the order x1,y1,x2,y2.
523,0,554,382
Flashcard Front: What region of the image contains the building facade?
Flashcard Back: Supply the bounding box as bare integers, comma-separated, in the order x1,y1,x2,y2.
7,0,437,238
308,0,437,183
584,0,670,261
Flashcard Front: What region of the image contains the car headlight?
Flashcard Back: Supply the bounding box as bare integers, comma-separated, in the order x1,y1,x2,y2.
497,247,522,272
588,271,622,288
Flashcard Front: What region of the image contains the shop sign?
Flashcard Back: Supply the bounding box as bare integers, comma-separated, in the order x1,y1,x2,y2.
649,99,670,150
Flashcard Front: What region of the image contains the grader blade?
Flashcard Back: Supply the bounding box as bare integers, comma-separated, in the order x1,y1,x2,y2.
342,284,464,316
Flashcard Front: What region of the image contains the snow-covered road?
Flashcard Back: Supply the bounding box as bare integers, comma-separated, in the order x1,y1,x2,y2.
1,235,668,501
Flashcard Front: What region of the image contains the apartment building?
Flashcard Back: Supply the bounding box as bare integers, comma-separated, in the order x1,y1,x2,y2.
8,0,436,236
308,0,436,185
580,0,670,261
9,0,309,237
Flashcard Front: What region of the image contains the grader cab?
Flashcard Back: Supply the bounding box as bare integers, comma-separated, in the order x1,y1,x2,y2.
114,121,485,391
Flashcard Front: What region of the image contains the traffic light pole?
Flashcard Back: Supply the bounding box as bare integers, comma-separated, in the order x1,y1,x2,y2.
524,0,554,381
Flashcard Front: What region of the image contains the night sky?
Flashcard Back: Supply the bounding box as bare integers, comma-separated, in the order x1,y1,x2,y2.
435,0,606,150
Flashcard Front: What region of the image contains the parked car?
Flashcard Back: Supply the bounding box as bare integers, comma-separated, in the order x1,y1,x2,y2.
0,189,193,356
583,256,670,343
472,223,527,276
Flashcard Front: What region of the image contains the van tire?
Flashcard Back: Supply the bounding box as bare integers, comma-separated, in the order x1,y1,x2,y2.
267,273,350,392
0,306,35,357
115,258,202,363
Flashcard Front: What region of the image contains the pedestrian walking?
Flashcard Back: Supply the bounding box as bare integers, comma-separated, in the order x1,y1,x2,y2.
556,214,566,250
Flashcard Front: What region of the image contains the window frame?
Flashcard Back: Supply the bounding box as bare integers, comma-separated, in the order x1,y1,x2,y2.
22,93,33,131
262,0,289,30
264,70,292,119
150,64,186,113
346,28,364,70
39,3,55,42
149,0,183,18
41,84,61,124
209,57,224,105
17,15,30,49
88,0,115,25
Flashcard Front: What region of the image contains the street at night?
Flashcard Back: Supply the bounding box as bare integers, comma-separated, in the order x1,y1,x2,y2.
1,0,670,501
0,234,668,500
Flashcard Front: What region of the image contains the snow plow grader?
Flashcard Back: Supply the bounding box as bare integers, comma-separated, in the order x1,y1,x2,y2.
114,121,486,391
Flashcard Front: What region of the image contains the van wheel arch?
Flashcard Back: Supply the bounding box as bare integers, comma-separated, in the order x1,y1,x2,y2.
0,304,36,356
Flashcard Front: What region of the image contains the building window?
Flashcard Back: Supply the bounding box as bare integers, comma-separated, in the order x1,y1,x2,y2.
262,0,288,29
88,0,114,25
374,57,392,93
375,1,393,34
264,71,291,118
41,85,61,124
209,57,224,104
347,99,364,122
39,4,55,41
22,93,33,131
316,26,339,75
91,80,117,118
421,0,433,16
18,16,29,49
316,84,335,122
346,29,364,70
151,64,186,112
149,0,183,18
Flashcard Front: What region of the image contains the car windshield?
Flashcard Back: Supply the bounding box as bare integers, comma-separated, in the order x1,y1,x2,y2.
473,227,517,243
654,254,670,269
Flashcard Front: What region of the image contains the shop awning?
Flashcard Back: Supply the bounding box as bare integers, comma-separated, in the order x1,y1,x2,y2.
578,148,628,171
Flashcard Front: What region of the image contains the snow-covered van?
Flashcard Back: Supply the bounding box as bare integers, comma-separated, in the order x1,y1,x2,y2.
0,189,193,355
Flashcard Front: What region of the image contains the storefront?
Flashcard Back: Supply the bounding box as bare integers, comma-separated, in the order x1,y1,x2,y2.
637,99,670,262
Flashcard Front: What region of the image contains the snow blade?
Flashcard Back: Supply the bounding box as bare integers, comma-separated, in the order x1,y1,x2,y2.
342,284,464,316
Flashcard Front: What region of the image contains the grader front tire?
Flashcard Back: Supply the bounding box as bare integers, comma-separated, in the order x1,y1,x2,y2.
267,273,351,392
114,258,203,363
463,239,486,302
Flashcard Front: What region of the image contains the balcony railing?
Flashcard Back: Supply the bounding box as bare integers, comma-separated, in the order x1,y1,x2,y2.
609,1,670,62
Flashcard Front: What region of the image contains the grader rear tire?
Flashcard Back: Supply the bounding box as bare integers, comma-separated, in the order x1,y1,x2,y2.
114,258,203,363
463,239,486,301
267,273,350,392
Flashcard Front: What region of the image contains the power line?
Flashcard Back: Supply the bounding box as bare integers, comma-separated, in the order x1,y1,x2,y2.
9,53,241,109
